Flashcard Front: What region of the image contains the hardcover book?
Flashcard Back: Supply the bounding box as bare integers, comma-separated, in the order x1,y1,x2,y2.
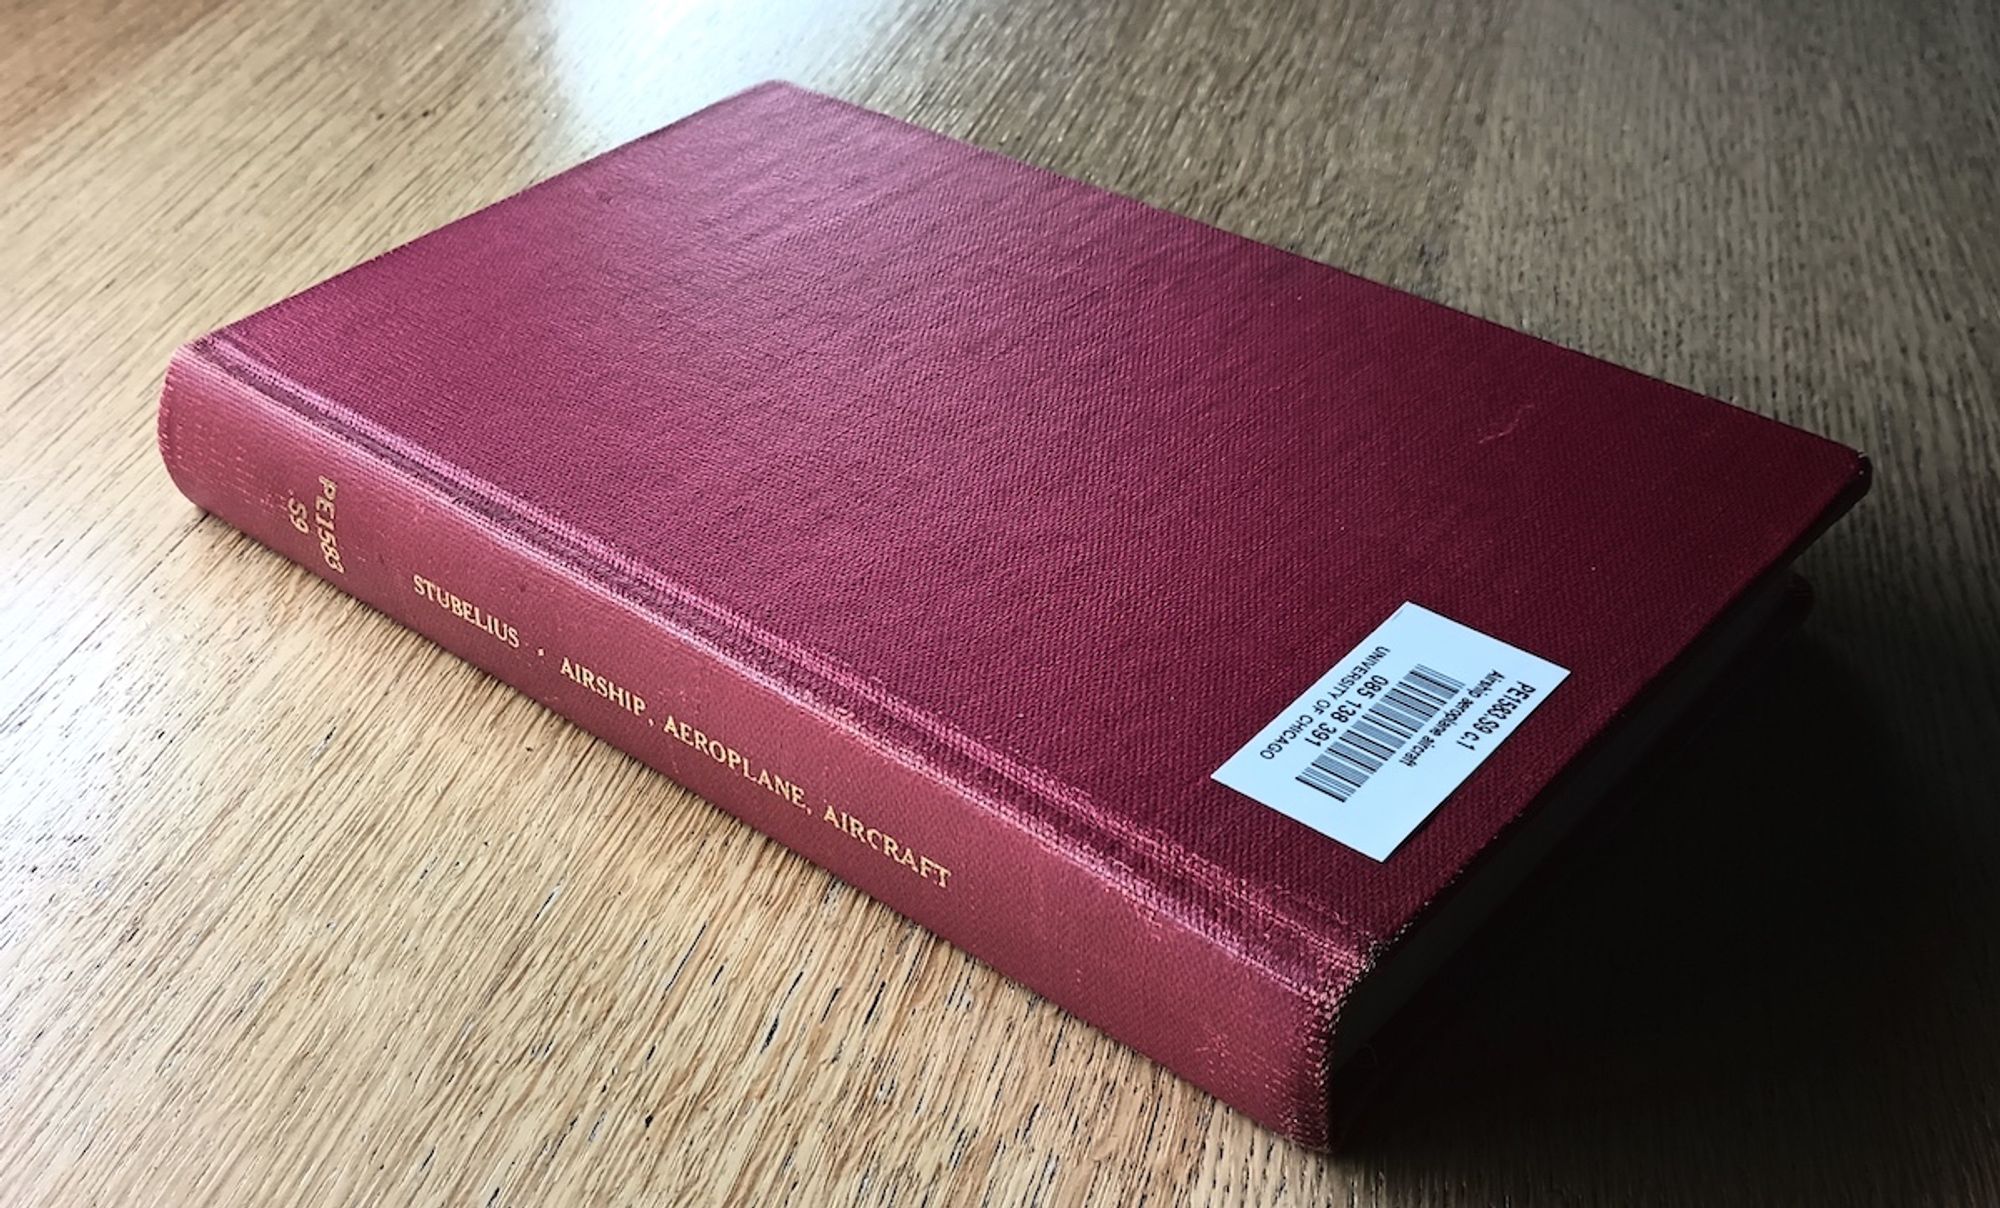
158,81,1869,1145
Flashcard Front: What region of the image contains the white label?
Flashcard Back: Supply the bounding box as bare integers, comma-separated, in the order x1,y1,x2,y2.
1213,603,1568,861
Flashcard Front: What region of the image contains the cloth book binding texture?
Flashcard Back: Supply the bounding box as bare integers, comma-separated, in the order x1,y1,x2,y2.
158,81,1870,1145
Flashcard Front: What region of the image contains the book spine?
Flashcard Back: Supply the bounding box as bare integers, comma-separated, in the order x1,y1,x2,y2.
156,338,1337,1145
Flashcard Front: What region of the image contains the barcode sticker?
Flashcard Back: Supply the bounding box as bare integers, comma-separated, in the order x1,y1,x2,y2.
1212,603,1568,860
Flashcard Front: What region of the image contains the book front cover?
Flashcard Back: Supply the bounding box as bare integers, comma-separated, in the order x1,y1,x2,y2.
178,84,1869,1091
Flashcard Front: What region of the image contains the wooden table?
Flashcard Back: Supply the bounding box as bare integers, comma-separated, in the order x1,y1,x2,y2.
5,1,1996,1202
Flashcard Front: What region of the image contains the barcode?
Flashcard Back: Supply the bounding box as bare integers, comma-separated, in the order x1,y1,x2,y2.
1296,664,1468,802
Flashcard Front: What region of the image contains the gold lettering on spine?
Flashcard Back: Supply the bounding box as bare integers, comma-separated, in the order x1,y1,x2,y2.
287,475,345,573
559,657,646,719
657,714,800,805
652,712,953,889
314,477,344,573
820,803,951,889
410,572,521,649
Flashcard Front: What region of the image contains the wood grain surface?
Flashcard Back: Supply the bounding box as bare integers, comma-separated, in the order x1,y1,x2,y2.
3,0,1996,1203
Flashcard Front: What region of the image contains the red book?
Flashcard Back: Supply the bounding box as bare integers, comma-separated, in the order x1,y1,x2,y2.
158,81,1868,1145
